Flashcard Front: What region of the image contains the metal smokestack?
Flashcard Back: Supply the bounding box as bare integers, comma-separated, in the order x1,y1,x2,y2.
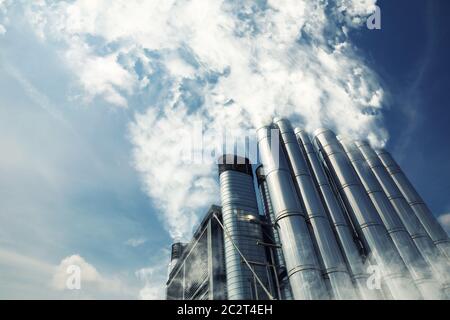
257,126,329,300
256,165,293,300
376,149,450,260
168,242,185,275
218,155,273,300
295,128,381,300
274,119,357,300
356,141,450,295
339,138,443,299
314,129,420,300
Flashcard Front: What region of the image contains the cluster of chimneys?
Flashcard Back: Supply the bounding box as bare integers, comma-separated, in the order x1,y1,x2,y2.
171,118,450,300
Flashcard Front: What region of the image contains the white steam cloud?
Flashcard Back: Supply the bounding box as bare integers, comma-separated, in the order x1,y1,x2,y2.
19,0,385,240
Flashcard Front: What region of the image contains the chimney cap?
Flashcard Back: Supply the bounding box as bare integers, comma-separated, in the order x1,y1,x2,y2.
218,154,253,177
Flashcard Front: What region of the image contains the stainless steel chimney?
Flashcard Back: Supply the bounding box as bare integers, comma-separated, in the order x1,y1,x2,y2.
376,149,450,260
314,129,421,300
356,141,450,295
218,155,274,300
340,138,444,299
257,126,329,300
274,119,357,300
295,128,381,300
256,165,293,300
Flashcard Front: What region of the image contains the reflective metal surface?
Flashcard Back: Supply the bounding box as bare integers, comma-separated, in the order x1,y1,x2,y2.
275,119,357,300
257,126,329,300
314,129,421,300
256,166,293,300
296,128,381,300
340,138,444,299
356,141,450,295
219,157,274,300
376,149,450,260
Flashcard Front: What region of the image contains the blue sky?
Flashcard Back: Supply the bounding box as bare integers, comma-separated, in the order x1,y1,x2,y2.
351,0,450,216
0,0,449,299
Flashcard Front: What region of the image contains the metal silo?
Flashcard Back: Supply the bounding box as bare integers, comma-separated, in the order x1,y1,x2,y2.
218,155,274,300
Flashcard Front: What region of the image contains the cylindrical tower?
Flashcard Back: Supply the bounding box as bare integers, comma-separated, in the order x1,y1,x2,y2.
218,155,273,300
376,149,450,260
356,141,450,295
295,128,381,300
274,119,357,300
314,129,421,300
256,165,293,300
339,138,443,299
257,126,329,300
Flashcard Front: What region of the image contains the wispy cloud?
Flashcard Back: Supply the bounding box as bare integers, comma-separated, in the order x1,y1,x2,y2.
3,64,72,129
0,247,54,275
125,237,147,248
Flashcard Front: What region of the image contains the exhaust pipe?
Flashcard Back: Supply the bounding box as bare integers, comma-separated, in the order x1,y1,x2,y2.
256,165,293,300
295,128,381,300
274,119,357,300
356,141,450,296
376,149,450,260
314,129,421,300
257,126,329,300
340,138,444,299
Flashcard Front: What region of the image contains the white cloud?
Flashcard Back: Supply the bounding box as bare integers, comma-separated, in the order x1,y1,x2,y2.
336,0,378,28
0,249,139,299
125,237,147,247
16,0,384,241
65,46,135,107
52,254,136,298
52,254,99,290
130,110,220,239
438,213,450,236
52,255,116,291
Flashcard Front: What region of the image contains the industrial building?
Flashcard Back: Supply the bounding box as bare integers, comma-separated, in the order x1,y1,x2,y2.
166,118,450,300
166,205,227,300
